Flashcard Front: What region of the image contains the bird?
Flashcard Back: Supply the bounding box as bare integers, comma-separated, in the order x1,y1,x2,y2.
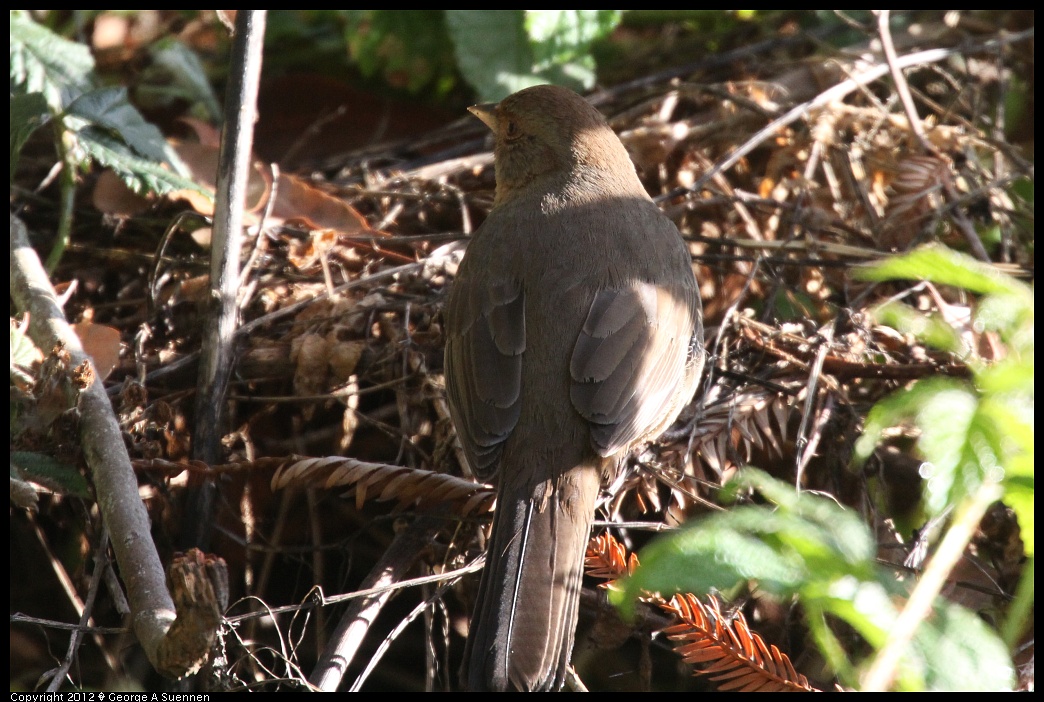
444,84,704,691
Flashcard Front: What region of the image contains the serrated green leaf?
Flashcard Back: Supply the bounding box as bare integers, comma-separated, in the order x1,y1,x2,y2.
616,470,879,613
915,385,980,514
78,127,210,199
65,87,171,164
11,451,89,498
907,601,1015,691
728,469,876,565
1000,450,1034,557
10,320,42,368
979,393,1033,457
808,577,897,649
10,10,95,109
854,377,964,466
634,508,810,595
976,357,1035,395
976,293,1034,351
10,91,51,181
856,244,1030,302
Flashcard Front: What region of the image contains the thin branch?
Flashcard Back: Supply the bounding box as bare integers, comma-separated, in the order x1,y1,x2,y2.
875,11,992,262
45,529,113,692
861,482,1005,690
875,11,931,153
309,515,447,691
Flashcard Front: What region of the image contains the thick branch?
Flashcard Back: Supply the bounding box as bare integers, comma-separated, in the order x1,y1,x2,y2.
10,212,177,670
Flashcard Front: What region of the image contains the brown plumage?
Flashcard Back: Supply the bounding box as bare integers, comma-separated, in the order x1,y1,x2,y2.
445,84,704,691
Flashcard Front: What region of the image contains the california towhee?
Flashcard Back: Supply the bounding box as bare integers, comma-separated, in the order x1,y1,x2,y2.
445,84,704,691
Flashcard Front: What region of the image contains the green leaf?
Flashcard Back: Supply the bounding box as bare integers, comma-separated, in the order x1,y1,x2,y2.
525,10,621,89
856,378,997,517
139,37,223,122
10,319,42,368
10,91,51,181
11,451,89,498
976,292,1034,352
871,301,964,355
446,10,622,101
1002,457,1034,556
907,601,1015,691
10,10,95,109
614,470,877,611
914,384,981,514
726,469,876,565
856,244,1030,302
344,10,457,94
806,577,897,650
77,127,209,198
855,377,955,466
617,507,810,604
446,11,538,102
976,357,1034,396
65,87,172,165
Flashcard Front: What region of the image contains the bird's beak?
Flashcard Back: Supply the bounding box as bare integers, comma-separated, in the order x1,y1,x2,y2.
468,102,498,131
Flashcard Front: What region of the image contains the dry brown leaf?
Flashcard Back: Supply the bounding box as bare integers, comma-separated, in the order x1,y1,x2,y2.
72,321,121,381
290,333,331,418
92,169,152,216
274,173,373,235
169,139,380,238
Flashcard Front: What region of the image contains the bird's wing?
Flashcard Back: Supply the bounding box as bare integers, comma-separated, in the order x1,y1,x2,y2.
445,275,525,480
569,280,702,457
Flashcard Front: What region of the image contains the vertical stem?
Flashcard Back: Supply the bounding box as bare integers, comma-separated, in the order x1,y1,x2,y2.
186,10,267,548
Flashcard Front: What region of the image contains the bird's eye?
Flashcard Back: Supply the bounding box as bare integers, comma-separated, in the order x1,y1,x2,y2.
504,121,520,140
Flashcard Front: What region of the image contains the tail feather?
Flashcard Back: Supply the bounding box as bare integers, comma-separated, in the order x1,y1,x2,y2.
464,464,600,691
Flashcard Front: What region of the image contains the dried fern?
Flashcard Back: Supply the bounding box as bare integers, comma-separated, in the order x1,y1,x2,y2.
663,593,815,692
690,378,800,476
585,532,640,582
271,455,495,516
585,533,817,692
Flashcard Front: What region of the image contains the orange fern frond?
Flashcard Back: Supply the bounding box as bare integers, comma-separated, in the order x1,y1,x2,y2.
663,593,815,692
585,533,818,692
585,532,641,582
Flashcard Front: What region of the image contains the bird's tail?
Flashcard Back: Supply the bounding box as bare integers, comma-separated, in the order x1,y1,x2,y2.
463,463,601,691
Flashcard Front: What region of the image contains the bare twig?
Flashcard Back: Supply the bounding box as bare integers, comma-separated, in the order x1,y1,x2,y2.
875,11,932,153
664,46,958,201
43,528,117,690
861,482,1004,690
188,10,267,547
875,11,992,262
309,515,447,691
